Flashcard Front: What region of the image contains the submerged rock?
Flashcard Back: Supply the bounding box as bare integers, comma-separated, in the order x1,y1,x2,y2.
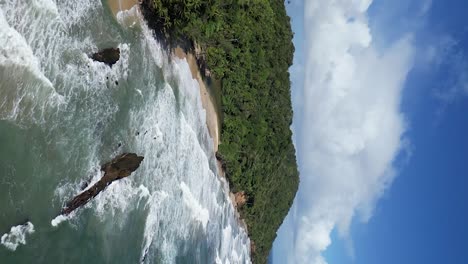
61,153,144,215
90,48,120,66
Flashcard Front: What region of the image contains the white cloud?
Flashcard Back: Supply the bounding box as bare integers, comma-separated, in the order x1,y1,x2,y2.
288,0,415,263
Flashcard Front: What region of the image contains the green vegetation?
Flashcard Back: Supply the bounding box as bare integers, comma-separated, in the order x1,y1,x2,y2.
142,0,299,262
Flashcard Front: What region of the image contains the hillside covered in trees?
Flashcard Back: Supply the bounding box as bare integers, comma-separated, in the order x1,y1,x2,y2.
141,0,299,262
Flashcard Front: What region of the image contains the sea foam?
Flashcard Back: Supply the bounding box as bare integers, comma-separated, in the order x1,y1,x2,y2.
51,215,70,227
180,182,210,230
1,222,35,251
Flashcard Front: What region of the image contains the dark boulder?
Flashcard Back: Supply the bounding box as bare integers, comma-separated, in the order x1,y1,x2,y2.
61,153,144,215
90,48,120,67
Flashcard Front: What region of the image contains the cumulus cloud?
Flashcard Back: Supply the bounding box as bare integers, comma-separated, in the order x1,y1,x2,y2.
289,0,415,263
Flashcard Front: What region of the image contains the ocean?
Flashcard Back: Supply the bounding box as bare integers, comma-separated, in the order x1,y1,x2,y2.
0,1,250,263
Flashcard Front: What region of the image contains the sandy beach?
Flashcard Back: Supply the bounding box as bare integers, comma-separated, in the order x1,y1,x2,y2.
174,48,220,152
174,48,248,232
107,0,139,16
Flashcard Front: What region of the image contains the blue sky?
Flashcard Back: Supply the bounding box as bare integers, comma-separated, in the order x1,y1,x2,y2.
273,0,468,263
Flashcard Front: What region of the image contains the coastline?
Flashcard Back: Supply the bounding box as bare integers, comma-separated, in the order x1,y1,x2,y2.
174,47,249,233
173,48,220,153
106,0,247,233
107,0,220,153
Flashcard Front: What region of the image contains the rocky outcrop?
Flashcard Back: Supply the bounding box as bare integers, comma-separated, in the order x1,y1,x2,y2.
250,240,256,255
61,153,144,215
215,152,227,172
234,191,247,208
90,48,120,66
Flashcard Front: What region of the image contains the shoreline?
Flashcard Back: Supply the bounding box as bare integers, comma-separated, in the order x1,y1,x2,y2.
106,0,221,153
106,0,248,233
173,47,220,153
173,47,248,233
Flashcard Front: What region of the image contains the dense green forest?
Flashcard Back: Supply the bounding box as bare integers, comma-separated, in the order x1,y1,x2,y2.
142,0,299,262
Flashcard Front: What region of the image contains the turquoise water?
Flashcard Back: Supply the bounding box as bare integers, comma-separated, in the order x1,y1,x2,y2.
0,1,249,263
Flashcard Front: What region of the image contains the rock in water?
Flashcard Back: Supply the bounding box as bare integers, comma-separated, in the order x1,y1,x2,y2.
61,153,144,215
90,48,120,66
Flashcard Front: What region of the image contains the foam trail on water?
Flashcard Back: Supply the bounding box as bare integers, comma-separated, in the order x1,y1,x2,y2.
0,9,63,125
180,182,210,229
1,222,35,251
51,215,71,227
0,10,52,87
